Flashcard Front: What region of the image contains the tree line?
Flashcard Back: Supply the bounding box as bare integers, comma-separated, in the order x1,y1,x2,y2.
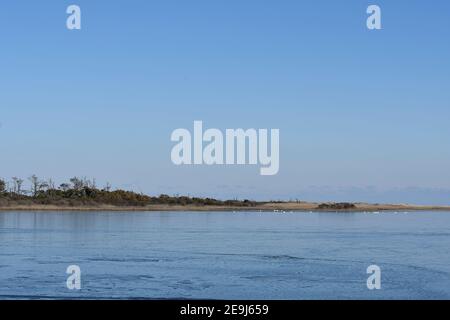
0,176,257,208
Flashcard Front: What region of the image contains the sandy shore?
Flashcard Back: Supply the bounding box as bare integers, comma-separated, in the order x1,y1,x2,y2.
1,202,449,212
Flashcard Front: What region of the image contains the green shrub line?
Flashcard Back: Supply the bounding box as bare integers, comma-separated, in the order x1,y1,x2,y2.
0,176,258,207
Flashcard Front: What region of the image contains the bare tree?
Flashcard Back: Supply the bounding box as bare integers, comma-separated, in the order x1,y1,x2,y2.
104,182,112,192
29,175,40,196
11,177,18,193
47,178,56,190
0,178,6,194
12,177,24,194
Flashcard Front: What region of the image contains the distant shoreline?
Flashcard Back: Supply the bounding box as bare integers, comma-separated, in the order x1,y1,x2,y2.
2,177,449,213
1,202,450,212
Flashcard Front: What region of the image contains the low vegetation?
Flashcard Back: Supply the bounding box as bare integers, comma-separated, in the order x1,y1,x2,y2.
0,176,367,211
316,202,357,210
0,176,258,208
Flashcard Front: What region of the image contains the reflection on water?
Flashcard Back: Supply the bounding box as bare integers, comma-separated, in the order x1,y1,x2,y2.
0,211,450,299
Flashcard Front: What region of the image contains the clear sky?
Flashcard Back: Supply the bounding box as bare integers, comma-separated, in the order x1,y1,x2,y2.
1,1,450,204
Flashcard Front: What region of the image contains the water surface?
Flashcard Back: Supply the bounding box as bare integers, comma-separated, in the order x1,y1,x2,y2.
0,211,449,299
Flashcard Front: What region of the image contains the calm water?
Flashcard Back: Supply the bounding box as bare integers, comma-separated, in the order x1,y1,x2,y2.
0,211,449,299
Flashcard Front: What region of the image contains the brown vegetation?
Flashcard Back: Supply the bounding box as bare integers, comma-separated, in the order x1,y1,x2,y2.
1,176,449,212
0,176,257,208
317,202,357,210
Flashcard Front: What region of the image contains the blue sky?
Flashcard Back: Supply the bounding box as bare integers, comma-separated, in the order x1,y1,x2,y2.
1,1,450,204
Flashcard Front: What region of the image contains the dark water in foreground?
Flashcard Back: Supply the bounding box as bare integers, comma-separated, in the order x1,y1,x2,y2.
0,211,449,299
